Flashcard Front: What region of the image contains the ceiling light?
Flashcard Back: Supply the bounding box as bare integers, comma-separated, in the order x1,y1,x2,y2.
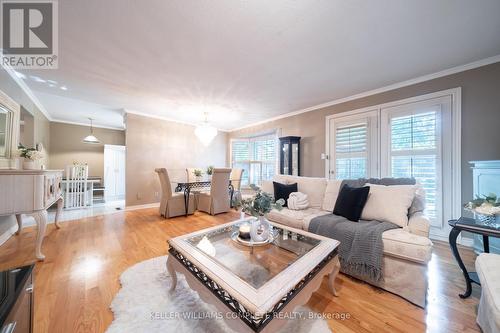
82,118,100,144
195,112,217,146
60,86,68,90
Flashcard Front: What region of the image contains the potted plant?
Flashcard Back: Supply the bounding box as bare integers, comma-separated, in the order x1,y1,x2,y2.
464,193,500,226
17,144,44,170
206,165,214,178
193,168,203,181
234,184,285,242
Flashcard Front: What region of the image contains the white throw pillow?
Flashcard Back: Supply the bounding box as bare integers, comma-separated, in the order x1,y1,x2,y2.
321,180,342,212
361,183,417,227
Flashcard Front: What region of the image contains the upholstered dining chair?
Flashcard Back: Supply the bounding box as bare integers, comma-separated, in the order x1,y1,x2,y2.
155,168,195,218
197,168,232,215
230,168,244,205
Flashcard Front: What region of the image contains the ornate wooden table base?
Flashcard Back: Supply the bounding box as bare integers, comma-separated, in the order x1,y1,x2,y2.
166,251,340,333
15,197,64,261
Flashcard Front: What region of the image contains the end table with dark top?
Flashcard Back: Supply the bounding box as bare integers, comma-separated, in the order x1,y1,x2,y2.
448,217,500,298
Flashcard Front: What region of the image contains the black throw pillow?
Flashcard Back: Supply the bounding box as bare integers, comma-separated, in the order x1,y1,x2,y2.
333,184,370,222
273,182,298,208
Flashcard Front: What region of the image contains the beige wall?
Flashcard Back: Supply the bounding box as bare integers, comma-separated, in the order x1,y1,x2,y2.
49,122,125,179
125,113,227,206
229,61,500,206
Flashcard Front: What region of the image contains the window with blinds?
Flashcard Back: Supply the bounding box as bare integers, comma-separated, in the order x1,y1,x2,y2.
231,134,277,186
334,123,368,180
389,111,439,220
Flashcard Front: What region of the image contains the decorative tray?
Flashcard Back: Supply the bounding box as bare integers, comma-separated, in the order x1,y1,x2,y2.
230,231,276,247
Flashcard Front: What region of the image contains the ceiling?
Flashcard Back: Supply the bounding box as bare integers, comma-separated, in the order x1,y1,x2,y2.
15,0,500,130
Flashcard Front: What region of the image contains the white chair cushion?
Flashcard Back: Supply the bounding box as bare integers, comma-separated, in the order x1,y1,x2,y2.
321,180,342,212
362,184,416,228
476,253,500,333
381,229,433,263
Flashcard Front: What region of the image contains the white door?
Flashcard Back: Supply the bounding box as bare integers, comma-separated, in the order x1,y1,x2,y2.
326,110,379,180
104,145,126,201
380,95,453,230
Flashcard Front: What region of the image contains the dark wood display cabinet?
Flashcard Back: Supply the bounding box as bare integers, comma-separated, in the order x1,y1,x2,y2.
279,136,301,176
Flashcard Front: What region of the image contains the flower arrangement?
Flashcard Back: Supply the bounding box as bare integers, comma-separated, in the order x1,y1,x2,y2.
17,144,44,161
193,169,203,177
234,184,285,217
464,193,500,216
206,166,214,175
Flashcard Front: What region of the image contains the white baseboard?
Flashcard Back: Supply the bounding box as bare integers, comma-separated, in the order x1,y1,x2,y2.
125,203,160,211
429,233,474,248
458,237,474,247
0,224,19,247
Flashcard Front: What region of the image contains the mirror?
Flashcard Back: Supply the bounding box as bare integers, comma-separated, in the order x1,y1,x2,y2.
19,107,34,148
0,89,20,168
0,107,8,157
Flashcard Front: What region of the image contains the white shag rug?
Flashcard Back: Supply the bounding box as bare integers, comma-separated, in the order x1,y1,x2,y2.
107,256,331,333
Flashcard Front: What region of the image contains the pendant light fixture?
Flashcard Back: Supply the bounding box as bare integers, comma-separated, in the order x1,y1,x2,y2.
195,112,217,146
82,118,100,144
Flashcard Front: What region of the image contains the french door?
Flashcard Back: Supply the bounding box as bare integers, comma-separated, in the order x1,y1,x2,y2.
326,90,459,237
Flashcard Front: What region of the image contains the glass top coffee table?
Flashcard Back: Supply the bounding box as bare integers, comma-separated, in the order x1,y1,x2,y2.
167,219,340,333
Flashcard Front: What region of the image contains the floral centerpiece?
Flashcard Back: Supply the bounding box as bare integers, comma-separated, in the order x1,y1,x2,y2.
193,168,203,179
234,184,285,242
206,166,214,176
17,144,44,170
464,193,500,226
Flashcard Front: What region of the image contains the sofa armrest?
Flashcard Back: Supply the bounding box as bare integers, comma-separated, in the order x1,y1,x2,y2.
406,212,431,238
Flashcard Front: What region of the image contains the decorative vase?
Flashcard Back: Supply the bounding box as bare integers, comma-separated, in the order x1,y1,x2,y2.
22,159,36,170
250,216,271,242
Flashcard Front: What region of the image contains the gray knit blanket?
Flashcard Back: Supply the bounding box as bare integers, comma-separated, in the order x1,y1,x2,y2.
308,214,399,283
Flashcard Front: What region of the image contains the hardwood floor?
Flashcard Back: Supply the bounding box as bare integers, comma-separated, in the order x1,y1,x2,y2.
0,209,481,333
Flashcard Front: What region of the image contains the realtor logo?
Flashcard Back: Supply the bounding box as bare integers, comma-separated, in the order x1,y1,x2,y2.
1,0,58,69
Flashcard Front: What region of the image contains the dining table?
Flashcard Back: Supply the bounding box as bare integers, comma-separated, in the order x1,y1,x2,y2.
173,177,235,216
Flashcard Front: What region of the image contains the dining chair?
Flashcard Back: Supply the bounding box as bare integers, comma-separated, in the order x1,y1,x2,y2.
197,168,232,215
155,168,195,218
63,164,93,209
230,168,244,206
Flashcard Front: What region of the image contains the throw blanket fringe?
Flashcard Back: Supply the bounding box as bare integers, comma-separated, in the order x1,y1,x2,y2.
308,214,399,283
287,192,309,210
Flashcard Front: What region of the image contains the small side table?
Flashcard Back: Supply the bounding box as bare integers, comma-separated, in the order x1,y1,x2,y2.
448,217,500,298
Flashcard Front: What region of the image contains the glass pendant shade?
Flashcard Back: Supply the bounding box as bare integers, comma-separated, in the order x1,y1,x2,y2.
195,112,217,146
83,118,100,144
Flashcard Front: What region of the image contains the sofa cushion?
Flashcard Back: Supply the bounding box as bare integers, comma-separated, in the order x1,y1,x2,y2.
260,180,275,195
381,228,433,263
333,184,370,222
273,182,297,207
362,184,416,227
321,180,342,212
267,207,328,230
409,185,426,216
476,253,500,332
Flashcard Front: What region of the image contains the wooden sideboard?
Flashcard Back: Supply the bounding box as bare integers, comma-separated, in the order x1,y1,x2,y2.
0,170,64,260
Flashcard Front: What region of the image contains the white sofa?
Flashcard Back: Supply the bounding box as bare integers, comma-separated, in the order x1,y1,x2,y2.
262,175,433,307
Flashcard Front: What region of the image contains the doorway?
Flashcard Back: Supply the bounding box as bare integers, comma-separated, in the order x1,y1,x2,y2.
104,144,126,202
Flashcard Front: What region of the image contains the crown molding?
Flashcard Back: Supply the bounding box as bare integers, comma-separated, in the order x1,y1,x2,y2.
51,119,125,131
229,54,500,132
125,109,230,132
1,63,53,121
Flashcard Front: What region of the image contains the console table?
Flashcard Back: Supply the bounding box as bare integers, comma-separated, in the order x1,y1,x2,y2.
0,169,64,260
448,217,500,298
